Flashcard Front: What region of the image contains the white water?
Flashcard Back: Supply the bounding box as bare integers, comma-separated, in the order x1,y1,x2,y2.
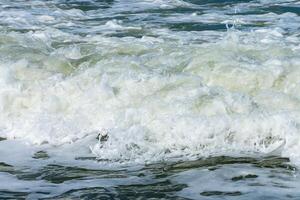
0,28,300,165
2,1,300,199
0,0,300,168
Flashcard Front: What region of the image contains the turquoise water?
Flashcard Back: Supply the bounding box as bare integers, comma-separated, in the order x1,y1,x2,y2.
1,0,300,199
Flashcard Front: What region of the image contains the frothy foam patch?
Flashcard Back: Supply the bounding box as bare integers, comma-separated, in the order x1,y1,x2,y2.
0,26,300,165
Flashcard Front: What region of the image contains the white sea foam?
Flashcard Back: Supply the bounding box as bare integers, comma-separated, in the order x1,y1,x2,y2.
0,25,299,165
0,0,300,167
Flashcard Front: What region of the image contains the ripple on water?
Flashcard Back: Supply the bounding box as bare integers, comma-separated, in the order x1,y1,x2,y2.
0,156,299,199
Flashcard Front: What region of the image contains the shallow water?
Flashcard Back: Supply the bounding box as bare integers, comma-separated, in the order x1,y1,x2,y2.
1,0,300,199
1,146,299,199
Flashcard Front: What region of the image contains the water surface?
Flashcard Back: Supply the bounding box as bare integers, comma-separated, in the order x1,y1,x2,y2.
1,0,300,199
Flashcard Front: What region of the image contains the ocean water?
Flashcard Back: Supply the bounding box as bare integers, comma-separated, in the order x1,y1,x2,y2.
1,0,300,199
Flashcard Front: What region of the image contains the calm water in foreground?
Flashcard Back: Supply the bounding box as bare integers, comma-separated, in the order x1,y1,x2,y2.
1,0,300,199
